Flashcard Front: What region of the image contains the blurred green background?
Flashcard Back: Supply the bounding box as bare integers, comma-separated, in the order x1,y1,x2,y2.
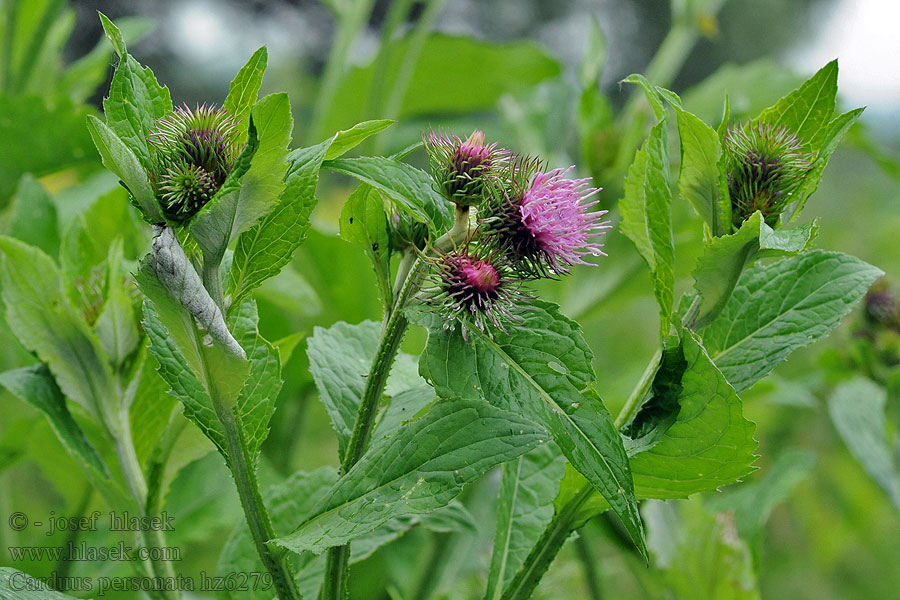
1,0,898,598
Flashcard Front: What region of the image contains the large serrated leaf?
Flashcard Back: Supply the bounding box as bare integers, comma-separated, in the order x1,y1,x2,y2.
273,398,544,555
702,251,883,393
8,174,59,257
756,60,837,153
418,301,647,557
227,138,329,308
98,13,172,167
629,331,758,498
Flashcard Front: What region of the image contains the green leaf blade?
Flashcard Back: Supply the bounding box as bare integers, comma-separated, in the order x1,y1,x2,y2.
274,398,544,555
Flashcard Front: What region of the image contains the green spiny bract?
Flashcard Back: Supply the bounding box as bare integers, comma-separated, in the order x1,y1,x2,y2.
723,121,813,229
423,129,507,208
147,104,242,224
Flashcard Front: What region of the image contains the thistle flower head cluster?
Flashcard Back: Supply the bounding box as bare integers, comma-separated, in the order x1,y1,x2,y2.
421,129,610,336
424,129,508,207
723,121,813,229
147,104,242,223
864,278,900,331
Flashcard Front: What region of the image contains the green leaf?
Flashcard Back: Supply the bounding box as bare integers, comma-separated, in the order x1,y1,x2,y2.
99,13,172,167
756,60,837,152
93,238,140,368
229,299,280,461
0,568,83,598
485,443,566,600
0,236,117,422
628,331,758,498
8,174,59,257
619,120,674,335
675,108,729,236
86,114,164,223
0,365,121,499
828,378,900,511
324,156,453,233
141,299,227,455
223,46,268,145
325,119,395,161
227,137,329,307
418,301,647,557
274,398,544,555
621,73,667,122
127,350,178,466
339,184,392,308
702,251,883,393
191,93,292,261
690,212,818,328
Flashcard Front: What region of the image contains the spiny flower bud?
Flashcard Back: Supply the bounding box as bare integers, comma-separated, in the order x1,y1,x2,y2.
423,248,528,339
147,104,242,223
389,209,428,252
864,278,900,331
723,121,813,229
480,158,611,278
423,129,507,207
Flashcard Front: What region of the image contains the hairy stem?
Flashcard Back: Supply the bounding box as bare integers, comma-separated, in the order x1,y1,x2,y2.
212,395,301,600
321,206,471,599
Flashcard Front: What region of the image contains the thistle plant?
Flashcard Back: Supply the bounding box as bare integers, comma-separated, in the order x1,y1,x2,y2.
723,121,814,229
0,7,891,600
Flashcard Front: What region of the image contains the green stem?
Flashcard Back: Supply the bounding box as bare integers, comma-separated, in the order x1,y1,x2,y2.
500,485,594,600
212,396,301,600
202,255,226,312
321,206,471,599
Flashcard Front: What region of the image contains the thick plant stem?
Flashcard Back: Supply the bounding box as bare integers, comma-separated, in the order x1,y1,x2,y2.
500,485,595,600
321,206,471,599
212,396,301,600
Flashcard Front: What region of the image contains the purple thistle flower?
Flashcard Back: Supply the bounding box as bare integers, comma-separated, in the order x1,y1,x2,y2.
481,162,611,278
423,248,529,339
423,129,508,207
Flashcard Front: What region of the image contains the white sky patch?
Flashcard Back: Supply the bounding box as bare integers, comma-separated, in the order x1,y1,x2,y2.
789,0,900,108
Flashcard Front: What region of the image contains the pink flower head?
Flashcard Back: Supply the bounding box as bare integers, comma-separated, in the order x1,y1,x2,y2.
423,129,508,207
423,248,528,338
482,164,611,278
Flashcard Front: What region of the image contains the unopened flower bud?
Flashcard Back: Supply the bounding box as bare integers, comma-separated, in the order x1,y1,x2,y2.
147,104,242,223
723,121,813,229
423,129,507,208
